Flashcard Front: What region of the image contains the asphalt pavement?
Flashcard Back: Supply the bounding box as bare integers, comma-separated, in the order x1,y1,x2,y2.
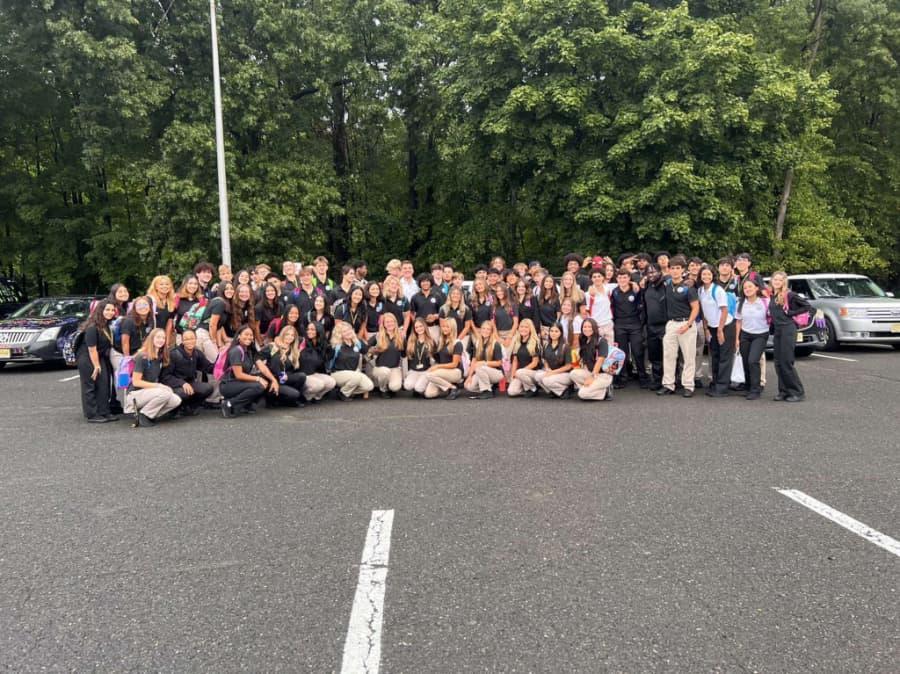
1,346,898,672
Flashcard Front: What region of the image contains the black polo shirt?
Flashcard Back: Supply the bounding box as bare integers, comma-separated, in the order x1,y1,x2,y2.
436,340,464,372
129,352,163,392
329,342,367,372
535,298,559,327
493,305,515,332
441,305,471,335
542,341,571,370
665,281,698,321
514,343,539,368
611,287,643,326
411,290,441,322
368,335,402,368
299,343,326,375
579,337,609,372
221,344,256,383
407,339,433,371
83,325,113,358
471,341,503,363
471,302,493,328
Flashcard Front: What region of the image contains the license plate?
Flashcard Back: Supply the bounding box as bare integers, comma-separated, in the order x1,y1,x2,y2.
891,323,900,334
0,348,10,359
796,332,803,343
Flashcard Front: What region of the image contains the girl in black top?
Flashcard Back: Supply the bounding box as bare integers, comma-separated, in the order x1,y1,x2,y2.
127,328,183,426
327,321,374,400
334,286,367,339
77,300,118,422
145,275,177,345
571,318,614,401
174,275,204,336
117,296,155,357
514,279,537,329
305,294,335,343
367,312,405,397
107,283,130,317
469,278,493,329
769,271,810,402
364,281,384,338
220,324,277,417
381,275,410,336
536,275,561,335
464,320,505,399
255,283,282,340
424,319,465,399
206,281,235,348
507,318,541,397
299,322,337,402
538,322,574,398
264,324,306,407
267,304,302,342
403,317,436,395
439,286,473,348
492,283,518,352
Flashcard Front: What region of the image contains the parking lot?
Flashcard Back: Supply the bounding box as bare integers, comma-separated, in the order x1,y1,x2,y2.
1,346,898,672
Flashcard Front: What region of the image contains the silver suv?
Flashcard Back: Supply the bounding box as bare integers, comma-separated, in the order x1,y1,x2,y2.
787,274,900,350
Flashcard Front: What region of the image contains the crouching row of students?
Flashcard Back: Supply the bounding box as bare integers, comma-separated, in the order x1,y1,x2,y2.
77,297,620,424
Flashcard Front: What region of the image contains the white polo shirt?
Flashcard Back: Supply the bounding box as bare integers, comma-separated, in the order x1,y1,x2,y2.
699,285,733,328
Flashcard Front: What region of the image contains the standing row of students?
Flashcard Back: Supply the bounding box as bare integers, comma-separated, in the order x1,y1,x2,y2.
75,252,810,424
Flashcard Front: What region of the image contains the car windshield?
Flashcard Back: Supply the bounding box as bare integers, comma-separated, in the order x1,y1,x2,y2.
808,277,886,299
10,298,91,319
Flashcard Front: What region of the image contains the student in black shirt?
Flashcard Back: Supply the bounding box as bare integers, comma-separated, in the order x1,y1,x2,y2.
334,286,367,339
117,296,155,358
469,278,494,329
231,284,260,345
327,322,374,400
255,283,282,340
404,318,436,396
537,322,574,398
368,312,404,397
381,275,410,336
564,253,591,291
267,304,302,342
769,272,810,402
299,322,336,402
535,276,561,336
611,267,649,389
492,283,518,353
263,324,306,407
220,325,276,417
410,273,442,342
424,318,465,399
464,320,505,399
77,300,118,422
193,262,216,300
363,281,385,338
174,275,205,338
107,283,130,317
570,318,614,401
513,279,537,330
507,319,542,397
439,286,473,350
658,256,700,397
642,265,667,390
127,328,182,427
291,266,318,318
305,294,335,343
146,275,177,345
160,329,215,415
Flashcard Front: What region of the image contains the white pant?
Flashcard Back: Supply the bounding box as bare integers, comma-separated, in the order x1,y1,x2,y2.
662,320,697,391
507,368,541,396
464,365,504,392
570,369,612,400
303,373,336,400
539,371,572,397
127,386,182,419
404,369,430,394
371,366,403,393
424,368,462,398
331,370,374,397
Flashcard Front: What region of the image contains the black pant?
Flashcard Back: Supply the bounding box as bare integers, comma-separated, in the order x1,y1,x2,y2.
646,324,665,387
614,323,648,386
267,372,306,406
740,331,768,394
220,380,266,412
708,321,736,394
77,353,111,419
174,380,214,411
773,323,804,397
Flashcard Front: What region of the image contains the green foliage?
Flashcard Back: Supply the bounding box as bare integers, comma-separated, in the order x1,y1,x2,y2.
0,0,897,293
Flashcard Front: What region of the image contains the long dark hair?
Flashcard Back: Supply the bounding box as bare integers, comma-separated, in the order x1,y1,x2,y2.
106,284,128,314
578,318,601,359
127,296,155,330
81,300,117,335
231,283,257,331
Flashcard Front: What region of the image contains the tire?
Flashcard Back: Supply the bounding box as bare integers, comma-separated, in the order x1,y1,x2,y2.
796,347,813,358
0,362,6,370
892,343,900,351
823,317,839,351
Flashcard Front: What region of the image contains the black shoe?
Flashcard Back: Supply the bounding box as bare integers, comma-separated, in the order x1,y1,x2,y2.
137,413,156,427
384,391,394,399
773,394,786,401
446,388,460,401
523,389,536,398
243,404,257,415
338,392,352,402
88,416,110,424
469,390,492,400
221,400,236,418
694,379,705,389
558,388,572,400
103,414,120,421
183,406,201,416
109,404,125,415
745,392,761,400
682,389,694,398
613,382,625,390
656,387,675,396
784,395,804,402
706,390,728,398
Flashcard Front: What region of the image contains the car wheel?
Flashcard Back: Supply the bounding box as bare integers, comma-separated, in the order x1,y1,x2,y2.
0,362,6,370
893,343,900,351
823,318,839,351
796,347,813,357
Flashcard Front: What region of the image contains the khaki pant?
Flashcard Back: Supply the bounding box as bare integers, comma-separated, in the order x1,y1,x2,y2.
570,368,613,400
331,370,373,397
303,373,336,400
424,368,462,398
507,368,541,396
464,365,504,392
126,385,182,419
539,371,573,397
371,366,403,393
404,369,430,394
694,322,706,380
662,320,697,391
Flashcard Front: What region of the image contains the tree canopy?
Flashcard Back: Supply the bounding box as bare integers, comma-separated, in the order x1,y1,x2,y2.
1,0,897,294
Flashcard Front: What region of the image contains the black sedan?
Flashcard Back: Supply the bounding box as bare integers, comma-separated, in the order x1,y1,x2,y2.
0,296,98,368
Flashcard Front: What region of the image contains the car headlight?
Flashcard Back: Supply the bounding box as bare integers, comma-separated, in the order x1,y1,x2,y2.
37,327,61,342
838,307,866,318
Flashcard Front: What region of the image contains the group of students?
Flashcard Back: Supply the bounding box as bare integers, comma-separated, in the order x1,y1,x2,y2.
75,251,811,426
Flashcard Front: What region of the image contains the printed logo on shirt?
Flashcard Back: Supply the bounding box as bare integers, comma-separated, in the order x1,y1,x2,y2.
628,295,635,302
430,297,437,303
677,287,686,294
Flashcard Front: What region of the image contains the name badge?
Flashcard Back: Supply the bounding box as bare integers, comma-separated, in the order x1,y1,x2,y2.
415,363,424,370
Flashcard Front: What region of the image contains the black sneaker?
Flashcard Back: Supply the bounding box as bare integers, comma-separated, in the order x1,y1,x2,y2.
103,414,120,421
745,392,761,400
221,401,236,418
682,389,694,398
784,395,804,402
773,394,786,401
446,388,460,401
559,388,572,400
656,387,675,396
523,389,536,398
137,413,156,427
87,416,110,424
694,379,705,389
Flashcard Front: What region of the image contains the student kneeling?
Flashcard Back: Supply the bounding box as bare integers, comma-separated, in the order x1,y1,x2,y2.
264,324,307,407
570,319,614,401
127,328,182,427
160,329,215,415
220,324,279,417
328,322,374,400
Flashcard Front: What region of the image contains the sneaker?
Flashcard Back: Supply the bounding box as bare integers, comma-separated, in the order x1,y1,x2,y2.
559,388,572,400
784,395,804,402
694,379,705,389
87,416,110,424
103,414,120,421
656,387,675,396
221,401,235,418
137,413,156,427
745,392,761,400
682,389,694,398
446,388,460,401
773,394,786,401
523,389,536,398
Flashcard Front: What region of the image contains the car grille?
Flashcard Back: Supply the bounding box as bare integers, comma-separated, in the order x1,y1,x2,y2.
866,308,900,319
0,329,40,345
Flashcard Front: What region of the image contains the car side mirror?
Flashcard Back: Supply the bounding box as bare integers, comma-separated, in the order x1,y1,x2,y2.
887,291,895,298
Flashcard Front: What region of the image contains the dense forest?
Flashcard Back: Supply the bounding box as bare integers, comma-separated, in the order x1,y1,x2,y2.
1,0,897,295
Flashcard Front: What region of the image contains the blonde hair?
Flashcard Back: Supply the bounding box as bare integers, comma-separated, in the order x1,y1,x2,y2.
139,328,170,366
441,286,466,316
560,271,585,306
770,271,789,307
385,258,402,273
438,317,459,351
376,313,405,351
146,275,177,311
471,320,501,360
406,317,436,358
511,318,540,357
273,325,301,369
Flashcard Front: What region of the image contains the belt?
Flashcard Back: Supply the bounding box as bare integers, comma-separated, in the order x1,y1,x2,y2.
670,318,690,322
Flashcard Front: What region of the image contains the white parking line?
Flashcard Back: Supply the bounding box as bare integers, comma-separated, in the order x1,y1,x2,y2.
810,353,858,362
341,509,395,674
777,489,900,559
58,374,80,382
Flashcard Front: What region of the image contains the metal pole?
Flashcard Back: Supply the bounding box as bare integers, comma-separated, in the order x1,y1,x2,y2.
210,0,231,267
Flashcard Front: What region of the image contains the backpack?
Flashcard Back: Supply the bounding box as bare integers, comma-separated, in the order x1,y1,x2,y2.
178,298,208,332
111,317,124,345
710,283,737,318
786,291,812,329
213,345,244,380
602,346,626,375
116,355,135,389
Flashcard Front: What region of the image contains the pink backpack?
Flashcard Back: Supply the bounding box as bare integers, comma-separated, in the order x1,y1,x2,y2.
213,345,243,380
